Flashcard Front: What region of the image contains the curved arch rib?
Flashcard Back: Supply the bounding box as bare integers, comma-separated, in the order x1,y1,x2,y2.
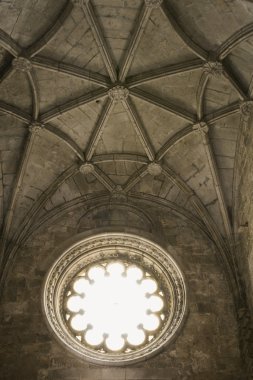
123,165,148,193
27,69,40,120
205,102,241,124
0,63,15,85
160,3,208,60
126,59,203,88
222,63,248,100
119,3,152,82
218,23,253,60
0,164,80,276
41,88,108,123
31,56,110,88
0,29,21,56
0,101,31,123
81,0,117,82
130,88,195,122
0,128,38,263
92,164,115,192
161,163,237,296
25,2,74,57
92,153,149,165
123,97,155,161
196,71,209,120
44,124,84,161
156,124,193,161
85,97,114,161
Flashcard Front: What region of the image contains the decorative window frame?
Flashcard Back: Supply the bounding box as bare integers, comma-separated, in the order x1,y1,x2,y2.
42,233,187,366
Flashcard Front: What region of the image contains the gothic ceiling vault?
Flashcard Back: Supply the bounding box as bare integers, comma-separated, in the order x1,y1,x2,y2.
0,0,253,304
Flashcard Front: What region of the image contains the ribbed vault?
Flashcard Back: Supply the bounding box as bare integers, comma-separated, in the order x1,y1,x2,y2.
1,0,253,339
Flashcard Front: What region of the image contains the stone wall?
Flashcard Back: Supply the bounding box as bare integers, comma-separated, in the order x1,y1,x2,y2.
234,109,253,377
0,200,244,379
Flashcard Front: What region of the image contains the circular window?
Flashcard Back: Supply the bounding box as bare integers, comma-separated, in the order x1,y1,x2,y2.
43,233,187,365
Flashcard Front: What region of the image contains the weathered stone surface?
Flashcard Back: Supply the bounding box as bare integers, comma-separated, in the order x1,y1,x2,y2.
0,0,252,378
0,203,244,379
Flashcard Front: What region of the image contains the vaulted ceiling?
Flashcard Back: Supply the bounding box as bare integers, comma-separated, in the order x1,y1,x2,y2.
1,0,253,300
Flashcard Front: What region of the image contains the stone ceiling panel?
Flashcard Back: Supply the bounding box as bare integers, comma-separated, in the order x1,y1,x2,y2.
0,0,66,48
40,4,107,74
0,70,32,113
35,68,101,114
127,4,195,76
138,69,202,114
95,160,144,186
166,0,253,51
52,97,107,151
226,37,253,93
93,0,140,67
10,130,77,235
42,171,105,213
203,74,240,114
94,101,147,156
0,115,27,229
131,96,189,152
131,172,180,201
163,132,217,206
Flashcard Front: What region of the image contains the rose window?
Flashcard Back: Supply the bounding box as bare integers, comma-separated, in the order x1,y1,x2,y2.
43,233,187,365
64,261,166,352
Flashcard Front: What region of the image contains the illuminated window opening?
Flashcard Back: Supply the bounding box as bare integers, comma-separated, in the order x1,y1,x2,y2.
64,261,166,352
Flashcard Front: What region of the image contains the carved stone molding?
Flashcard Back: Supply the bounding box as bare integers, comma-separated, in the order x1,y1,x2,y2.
147,162,163,176
240,101,253,119
111,185,127,202
29,122,44,134
79,162,95,175
145,0,163,8
192,121,209,134
43,233,187,366
108,86,129,102
12,57,32,72
203,61,223,77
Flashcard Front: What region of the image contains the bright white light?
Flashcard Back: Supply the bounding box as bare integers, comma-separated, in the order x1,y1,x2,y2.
66,262,164,351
